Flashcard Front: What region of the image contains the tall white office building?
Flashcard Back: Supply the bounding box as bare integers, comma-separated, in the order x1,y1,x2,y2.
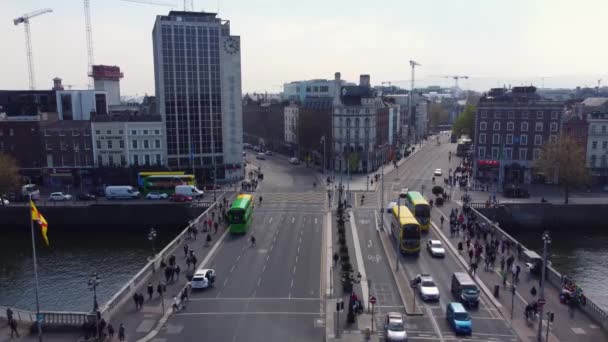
153,11,243,181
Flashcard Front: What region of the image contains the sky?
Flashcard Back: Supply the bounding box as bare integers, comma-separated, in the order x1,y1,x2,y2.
2,0,608,96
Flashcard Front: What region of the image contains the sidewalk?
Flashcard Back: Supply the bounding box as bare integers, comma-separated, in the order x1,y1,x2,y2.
432,192,608,342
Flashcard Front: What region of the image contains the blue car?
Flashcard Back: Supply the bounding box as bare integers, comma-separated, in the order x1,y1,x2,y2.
446,302,472,335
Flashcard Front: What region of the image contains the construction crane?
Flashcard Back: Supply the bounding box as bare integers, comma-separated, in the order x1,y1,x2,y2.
13,8,53,90
409,60,421,143
84,0,94,89
443,75,469,89
120,0,176,6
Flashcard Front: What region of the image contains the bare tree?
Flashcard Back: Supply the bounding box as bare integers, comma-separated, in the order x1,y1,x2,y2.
0,153,20,196
535,135,589,204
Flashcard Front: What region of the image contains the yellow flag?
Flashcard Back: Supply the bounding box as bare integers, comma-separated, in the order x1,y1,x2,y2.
30,200,49,246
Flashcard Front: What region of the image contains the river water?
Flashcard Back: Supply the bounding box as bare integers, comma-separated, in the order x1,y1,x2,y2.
509,228,608,311
0,226,179,312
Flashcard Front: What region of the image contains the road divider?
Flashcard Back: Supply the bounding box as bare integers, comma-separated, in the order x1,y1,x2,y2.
349,211,369,308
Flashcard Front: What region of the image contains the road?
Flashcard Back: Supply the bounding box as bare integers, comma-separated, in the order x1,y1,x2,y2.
153,151,326,342
353,135,520,342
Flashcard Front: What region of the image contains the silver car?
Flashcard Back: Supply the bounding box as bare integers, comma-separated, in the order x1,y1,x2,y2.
385,312,407,341
49,192,72,201
427,239,445,258
415,274,440,301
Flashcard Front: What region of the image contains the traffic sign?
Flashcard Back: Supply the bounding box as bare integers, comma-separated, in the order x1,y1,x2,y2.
538,298,546,305
369,296,377,305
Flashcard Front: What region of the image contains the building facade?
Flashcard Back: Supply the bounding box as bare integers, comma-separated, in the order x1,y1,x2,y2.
91,65,124,106
282,79,350,102
474,87,563,185
92,115,166,167
0,114,45,179
56,90,108,120
284,104,299,145
153,11,243,182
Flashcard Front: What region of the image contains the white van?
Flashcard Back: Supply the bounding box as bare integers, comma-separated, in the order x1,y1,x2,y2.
105,186,140,200
175,185,204,199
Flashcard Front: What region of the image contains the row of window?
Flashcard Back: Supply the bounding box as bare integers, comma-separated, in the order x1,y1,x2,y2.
590,124,608,134
305,86,330,93
46,154,92,168
95,139,162,150
589,155,608,167
45,140,91,151
480,110,559,120
478,133,556,146
478,146,541,161
590,140,608,149
98,154,163,167
479,121,558,132
336,108,372,115
95,129,161,136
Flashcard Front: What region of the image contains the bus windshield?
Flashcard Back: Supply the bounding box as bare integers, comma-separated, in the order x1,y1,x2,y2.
415,205,430,218
402,224,420,239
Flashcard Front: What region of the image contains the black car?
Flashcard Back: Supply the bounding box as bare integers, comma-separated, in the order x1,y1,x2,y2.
503,187,530,198
77,193,97,201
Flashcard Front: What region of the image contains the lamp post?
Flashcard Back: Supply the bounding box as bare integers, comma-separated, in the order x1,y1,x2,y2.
537,231,551,342
148,227,157,272
396,197,400,272
88,272,101,338
321,135,326,175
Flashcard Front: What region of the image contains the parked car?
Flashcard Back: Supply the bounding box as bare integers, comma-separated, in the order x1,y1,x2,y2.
49,192,72,201
77,193,96,201
434,169,443,176
170,193,193,202
256,152,266,160
289,157,300,165
175,185,204,199
146,192,169,200
386,201,397,213
1,197,9,206
105,186,140,200
265,150,273,156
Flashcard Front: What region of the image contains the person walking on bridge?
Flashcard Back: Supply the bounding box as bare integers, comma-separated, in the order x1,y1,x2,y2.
147,282,154,300
9,318,19,338
118,323,125,341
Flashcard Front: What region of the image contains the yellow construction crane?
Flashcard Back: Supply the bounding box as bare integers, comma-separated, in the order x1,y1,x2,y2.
13,8,53,90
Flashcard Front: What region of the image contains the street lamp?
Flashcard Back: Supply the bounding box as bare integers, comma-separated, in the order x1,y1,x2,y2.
321,135,326,175
88,272,101,338
148,227,157,272
537,231,551,342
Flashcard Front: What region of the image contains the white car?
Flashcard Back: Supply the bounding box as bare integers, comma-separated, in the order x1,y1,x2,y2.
415,274,440,301
146,192,168,200
289,157,300,165
191,269,216,290
49,192,72,201
385,312,407,341
256,152,266,160
434,169,443,176
386,201,397,213
427,239,445,258
1,198,9,206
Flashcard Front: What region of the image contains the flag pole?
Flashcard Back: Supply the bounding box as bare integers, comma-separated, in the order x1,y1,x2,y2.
29,195,43,342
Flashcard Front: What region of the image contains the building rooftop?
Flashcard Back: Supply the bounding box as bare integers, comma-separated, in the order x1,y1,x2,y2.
92,114,162,122
302,96,332,110
40,120,90,130
581,97,608,107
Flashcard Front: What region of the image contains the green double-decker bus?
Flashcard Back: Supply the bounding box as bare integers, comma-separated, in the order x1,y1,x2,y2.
228,194,254,233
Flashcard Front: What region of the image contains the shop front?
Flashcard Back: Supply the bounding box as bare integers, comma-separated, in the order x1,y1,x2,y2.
475,159,499,183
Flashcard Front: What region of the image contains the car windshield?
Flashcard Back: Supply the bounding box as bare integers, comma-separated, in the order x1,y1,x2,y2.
388,321,405,331
421,280,435,287
454,312,470,321
431,241,442,247
462,285,479,294
192,276,205,281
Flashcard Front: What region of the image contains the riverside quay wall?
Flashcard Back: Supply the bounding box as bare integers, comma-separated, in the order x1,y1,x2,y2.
477,203,608,231
0,202,208,230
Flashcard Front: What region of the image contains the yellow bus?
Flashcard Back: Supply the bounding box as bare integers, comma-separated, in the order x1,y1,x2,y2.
137,171,185,187
404,191,431,232
391,205,421,255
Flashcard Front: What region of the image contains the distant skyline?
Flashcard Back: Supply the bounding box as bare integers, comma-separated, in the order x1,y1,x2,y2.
2,0,607,96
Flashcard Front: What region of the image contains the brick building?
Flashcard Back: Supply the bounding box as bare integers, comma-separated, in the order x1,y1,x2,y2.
0,114,45,182
474,87,563,185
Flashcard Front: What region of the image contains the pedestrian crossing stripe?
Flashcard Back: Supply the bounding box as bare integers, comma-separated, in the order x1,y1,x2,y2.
256,192,327,203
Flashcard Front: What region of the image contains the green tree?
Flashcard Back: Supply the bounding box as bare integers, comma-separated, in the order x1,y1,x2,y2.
428,103,449,130
0,153,20,196
348,153,360,173
452,104,476,138
535,135,590,204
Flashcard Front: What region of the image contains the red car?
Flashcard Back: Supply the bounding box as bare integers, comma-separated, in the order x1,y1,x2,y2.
170,193,193,202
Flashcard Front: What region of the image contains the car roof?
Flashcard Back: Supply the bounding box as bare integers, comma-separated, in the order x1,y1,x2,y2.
448,302,467,313
429,239,442,244
419,274,434,281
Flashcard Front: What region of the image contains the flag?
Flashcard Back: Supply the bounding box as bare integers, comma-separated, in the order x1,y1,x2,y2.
30,200,49,246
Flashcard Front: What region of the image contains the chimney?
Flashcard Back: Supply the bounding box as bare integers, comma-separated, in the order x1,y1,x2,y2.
52,77,64,91
360,74,370,87
334,72,341,81
333,72,342,106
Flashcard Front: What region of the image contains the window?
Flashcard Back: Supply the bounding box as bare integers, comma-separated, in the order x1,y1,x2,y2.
480,122,487,131
505,148,512,160
592,141,597,149
59,130,65,136
536,111,544,119
108,140,114,149
550,122,558,132
522,111,529,119
108,155,114,166
72,130,80,136
479,133,486,144
45,141,52,151
143,130,149,135
521,122,529,131
493,122,500,131
120,155,127,166
506,134,513,145
9,129,14,136
603,126,607,134
507,122,514,131
551,111,558,119
481,111,487,118
549,135,557,144
84,130,90,136
132,140,138,149
533,148,541,160
60,140,67,150
73,141,79,150
106,130,112,135
95,130,101,135
491,147,499,159
535,122,543,132
43,130,50,137
144,140,149,149
534,135,543,146
156,154,162,165
519,148,528,160
131,130,137,135
84,141,90,150
144,155,151,165
155,140,161,148
508,111,514,119
520,134,528,145
603,141,608,149
96,140,101,149
154,129,160,135
478,147,486,158
119,140,124,148
133,155,139,165
591,155,597,167
119,130,123,135
494,111,502,119
97,155,103,166
492,134,500,144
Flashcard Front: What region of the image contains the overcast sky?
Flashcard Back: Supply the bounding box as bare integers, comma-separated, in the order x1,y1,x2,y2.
2,0,607,96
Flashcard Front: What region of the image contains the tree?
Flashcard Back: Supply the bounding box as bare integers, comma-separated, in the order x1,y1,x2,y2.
0,153,20,196
452,104,476,138
348,153,360,174
428,103,449,130
535,135,590,204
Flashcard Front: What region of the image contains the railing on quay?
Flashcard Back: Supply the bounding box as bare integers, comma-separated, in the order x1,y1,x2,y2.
98,195,225,321
0,305,93,326
467,204,608,331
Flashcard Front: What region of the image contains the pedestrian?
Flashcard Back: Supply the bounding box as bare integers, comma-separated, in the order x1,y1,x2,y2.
6,307,13,322
169,254,176,267
468,249,474,262
470,262,478,276
157,281,166,298
137,293,144,309
333,252,339,266
172,295,180,312
108,323,115,339
147,282,154,300
133,293,139,310
175,264,181,280
165,266,172,283
183,244,189,258
213,221,219,234
118,323,125,341
192,226,198,240
457,242,463,254
9,318,19,338
206,233,212,246
530,286,537,297
515,265,521,282
180,288,188,306
511,263,517,282
500,257,506,272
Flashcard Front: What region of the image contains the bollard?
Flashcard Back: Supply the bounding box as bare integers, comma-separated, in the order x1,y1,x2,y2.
494,284,500,298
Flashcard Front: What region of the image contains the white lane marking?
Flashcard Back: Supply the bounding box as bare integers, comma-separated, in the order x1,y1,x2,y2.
292,217,295,223
292,266,297,274
230,265,235,273
295,255,298,263
269,217,273,223
291,279,294,288
348,211,369,307
223,278,229,287
188,297,320,301
367,239,373,248
262,264,266,273
257,277,261,287
266,255,270,261
175,311,321,316
315,218,318,224
236,255,241,262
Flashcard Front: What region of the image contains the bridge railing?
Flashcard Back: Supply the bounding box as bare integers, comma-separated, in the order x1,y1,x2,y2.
99,195,224,320
0,306,93,327
468,205,608,331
